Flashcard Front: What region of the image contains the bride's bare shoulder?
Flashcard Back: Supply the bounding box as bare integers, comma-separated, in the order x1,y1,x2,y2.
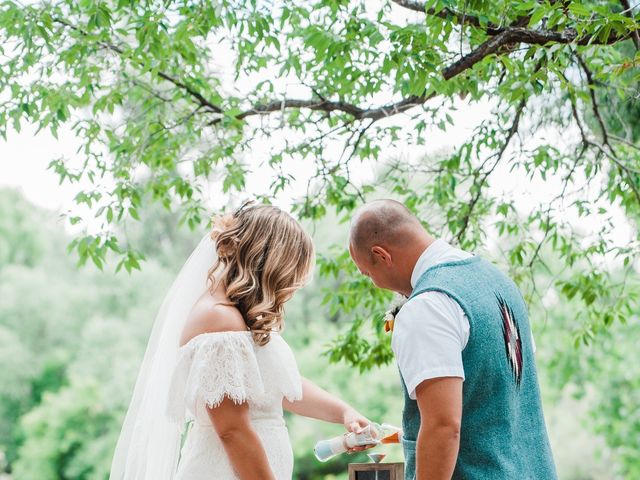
179,299,246,347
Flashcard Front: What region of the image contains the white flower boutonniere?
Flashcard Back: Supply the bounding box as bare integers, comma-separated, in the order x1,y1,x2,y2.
383,294,407,333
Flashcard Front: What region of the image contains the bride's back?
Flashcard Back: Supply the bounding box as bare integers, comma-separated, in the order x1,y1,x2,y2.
168,295,303,480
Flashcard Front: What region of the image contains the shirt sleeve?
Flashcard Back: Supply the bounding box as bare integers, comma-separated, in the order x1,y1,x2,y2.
391,292,468,400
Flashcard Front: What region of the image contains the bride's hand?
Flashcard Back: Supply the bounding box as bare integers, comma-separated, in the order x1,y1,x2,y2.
343,409,377,453
343,408,369,433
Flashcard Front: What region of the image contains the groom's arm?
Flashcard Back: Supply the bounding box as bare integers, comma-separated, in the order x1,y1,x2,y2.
415,376,463,480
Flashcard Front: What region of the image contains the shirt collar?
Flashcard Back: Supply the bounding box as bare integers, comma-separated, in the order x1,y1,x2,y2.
410,239,450,289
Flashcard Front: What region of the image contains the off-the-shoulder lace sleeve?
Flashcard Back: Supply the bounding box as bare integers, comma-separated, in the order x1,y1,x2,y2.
167,332,265,424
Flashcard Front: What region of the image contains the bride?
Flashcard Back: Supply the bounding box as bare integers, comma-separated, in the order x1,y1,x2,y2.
110,201,371,479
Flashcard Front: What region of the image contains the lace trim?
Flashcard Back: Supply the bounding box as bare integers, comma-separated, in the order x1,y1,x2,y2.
166,332,302,424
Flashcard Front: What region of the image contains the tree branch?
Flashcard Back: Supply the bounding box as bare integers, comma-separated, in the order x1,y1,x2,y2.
207,93,436,125
442,25,636,80
83,24,441,126
392,0,638,51
455,96,528,243
340,119,376,174
528,150,585,269
55,17,439,125
443,29,515,80
391,0,504,34
575,54,613,152
620,0,640,50
573,52,640,204
54,18,223,114
52,9,636,133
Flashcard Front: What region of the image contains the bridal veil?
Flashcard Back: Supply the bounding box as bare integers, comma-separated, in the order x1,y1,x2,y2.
109,235,216,479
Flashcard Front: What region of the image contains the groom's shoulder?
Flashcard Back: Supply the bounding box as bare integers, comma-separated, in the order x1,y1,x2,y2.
180,303,246,346
397,289,464,325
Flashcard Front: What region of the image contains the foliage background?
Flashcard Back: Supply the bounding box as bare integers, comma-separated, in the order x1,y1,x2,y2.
0,187,637,479
1,0,639,478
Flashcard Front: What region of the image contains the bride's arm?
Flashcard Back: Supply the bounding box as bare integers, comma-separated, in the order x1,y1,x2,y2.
283,377,370,432
207,398,276,480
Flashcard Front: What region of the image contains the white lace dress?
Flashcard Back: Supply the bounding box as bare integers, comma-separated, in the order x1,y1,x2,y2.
167,331,303,479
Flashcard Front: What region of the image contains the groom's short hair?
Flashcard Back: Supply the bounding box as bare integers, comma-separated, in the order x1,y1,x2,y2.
349,199,421,253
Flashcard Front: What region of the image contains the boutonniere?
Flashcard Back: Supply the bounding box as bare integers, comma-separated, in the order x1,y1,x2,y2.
383,294,407,333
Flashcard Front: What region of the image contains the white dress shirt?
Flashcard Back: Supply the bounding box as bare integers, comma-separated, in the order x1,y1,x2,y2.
391,240,536,400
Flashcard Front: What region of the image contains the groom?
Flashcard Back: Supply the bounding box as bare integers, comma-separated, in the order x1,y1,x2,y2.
348,200,557,480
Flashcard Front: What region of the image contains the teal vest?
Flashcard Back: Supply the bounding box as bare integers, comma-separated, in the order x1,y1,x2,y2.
399,256,557,480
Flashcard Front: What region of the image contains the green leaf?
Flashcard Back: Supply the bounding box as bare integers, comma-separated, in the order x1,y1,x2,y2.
568,3,591,17
528,6,547,28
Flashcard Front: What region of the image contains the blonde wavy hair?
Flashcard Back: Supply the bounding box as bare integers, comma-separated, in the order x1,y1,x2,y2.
208,202,315,346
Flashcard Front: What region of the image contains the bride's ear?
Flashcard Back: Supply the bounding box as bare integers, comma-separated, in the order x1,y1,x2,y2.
371,245,392,266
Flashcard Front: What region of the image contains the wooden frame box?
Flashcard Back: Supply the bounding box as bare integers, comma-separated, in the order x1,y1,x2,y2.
348,462,404,480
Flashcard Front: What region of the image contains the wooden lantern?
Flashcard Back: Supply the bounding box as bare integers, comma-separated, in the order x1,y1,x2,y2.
348,462,404,480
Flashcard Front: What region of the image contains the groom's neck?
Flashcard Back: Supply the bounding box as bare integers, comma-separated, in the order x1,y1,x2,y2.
397,233,434,296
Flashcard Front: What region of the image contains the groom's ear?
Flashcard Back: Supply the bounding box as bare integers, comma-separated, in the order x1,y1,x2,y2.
371,245,392,266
